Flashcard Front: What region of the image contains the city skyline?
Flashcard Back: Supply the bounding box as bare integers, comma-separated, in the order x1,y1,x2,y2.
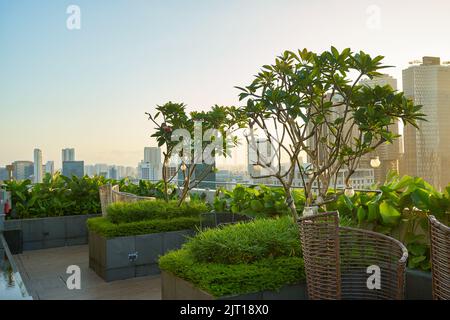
2,0,450,166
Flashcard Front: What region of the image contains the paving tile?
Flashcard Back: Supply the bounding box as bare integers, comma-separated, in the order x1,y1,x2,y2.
13,245,162,300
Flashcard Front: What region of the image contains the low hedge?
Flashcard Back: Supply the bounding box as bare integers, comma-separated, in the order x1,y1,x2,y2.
87,199,208,238
106,200,208,224
158,216,305,297
87,216,200,238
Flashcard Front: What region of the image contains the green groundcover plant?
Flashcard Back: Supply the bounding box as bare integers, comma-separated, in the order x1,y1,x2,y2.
159,217,306,297
87,199,208,238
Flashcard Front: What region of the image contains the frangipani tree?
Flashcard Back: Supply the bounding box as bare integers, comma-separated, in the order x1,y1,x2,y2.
236,47,425,219
146,102,246,205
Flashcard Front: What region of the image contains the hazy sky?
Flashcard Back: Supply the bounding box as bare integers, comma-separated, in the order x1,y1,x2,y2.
1,0,450,168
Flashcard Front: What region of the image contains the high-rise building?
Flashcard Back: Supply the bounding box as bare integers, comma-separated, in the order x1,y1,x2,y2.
401,57,450,189
94,164,108,177
144,147,162,164
177,163,217,189
12,161,34,181
0,167,8,181
62,148,75,165
108,166,118,180
84,165,96,177
139,147,162,181
33,149,43,183
44,161,54,176
360,74,402,183
62,161,84,178
247,138,273,183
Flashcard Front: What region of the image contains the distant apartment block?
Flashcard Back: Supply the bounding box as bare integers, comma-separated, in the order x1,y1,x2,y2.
360,74,402,183
61,148,75,164
12,161,34,181
139,147,162,181
177,163,217,189
247,138,274,184
33,149,43,183
401,57,450,189
44,161,55,176
62,161,85,178
0,167,8,181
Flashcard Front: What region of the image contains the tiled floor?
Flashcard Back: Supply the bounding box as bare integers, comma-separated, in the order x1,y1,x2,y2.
13,245,161,300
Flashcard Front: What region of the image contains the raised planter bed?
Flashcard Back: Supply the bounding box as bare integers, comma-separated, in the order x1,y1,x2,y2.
161,271,308,300
4,214,100,252
161,269,432,300
89,229,195,282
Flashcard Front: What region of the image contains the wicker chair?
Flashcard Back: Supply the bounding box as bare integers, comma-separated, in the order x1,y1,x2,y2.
298,211,408,300
99,184,154,217
429,215,450,300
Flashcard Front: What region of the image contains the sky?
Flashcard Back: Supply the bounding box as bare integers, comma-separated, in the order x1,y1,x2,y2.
1,0,450,168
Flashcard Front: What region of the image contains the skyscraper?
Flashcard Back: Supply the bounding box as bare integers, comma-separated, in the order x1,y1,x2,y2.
360,74,402,183
247,138,274,184
62,161,85,178
401,57,450,189
45,161,55,176
33,149,43,183
12,161,34,181
62,148,75,164
140,147,162,181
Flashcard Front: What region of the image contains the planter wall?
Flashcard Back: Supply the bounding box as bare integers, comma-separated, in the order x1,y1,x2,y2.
200,212,254,230
405,269,432,300
89,229,195,282
4,214,100,252
161,271,308,300
162,269,431,300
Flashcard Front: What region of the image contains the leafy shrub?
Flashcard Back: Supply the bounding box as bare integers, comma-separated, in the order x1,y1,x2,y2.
213,184,305,218
106,200,208,224
159,249,305,297
184,216,301,264
87,216,200,238
4,173,107,218
326,172,450,271
4,173,179,219
118,179,177,199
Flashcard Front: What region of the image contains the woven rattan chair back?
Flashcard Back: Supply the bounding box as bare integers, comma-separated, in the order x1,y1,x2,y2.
429,215,450,300
298,212,341,299
298,211,408,300
99,184,155,217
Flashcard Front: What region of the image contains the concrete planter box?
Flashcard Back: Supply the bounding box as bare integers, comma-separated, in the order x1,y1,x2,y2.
200,212,254,230
161,271,308,300
4,214,100,252
405,268,432,300
162,269,431,300
89,229,195,282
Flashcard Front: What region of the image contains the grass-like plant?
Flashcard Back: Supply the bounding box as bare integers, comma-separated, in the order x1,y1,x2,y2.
159,216,305,297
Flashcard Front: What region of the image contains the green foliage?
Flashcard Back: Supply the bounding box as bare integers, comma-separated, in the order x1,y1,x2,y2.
4,173,178,219
4,173,107,218
159,249,305,298
118,179,177,200
329,172,450,271
184,216,301,264
213,184,306,218
87,216,200,238
159,217,305,297
106,200,208,224
235,47,425,211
